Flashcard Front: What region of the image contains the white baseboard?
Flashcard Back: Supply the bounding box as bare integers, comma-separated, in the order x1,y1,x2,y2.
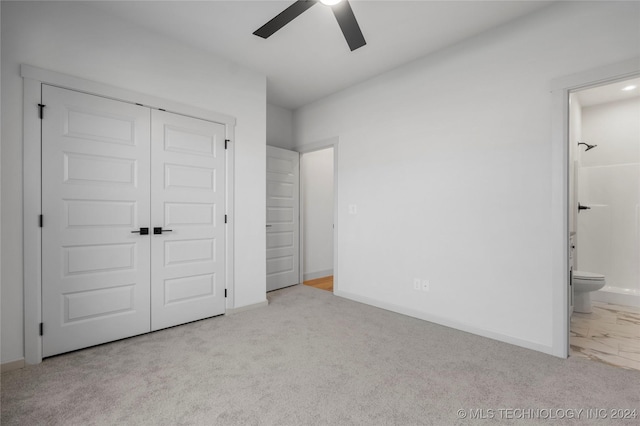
303,269,333,282
591,287,640,307
1,359,25,373
334,289,558,358
226,299,269,314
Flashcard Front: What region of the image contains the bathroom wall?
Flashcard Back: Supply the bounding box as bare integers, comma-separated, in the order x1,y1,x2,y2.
577,97,640,298
301,148,334,280
569,94,583,238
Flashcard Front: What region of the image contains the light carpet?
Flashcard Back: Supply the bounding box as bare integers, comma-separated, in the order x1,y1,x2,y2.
2,284,639,425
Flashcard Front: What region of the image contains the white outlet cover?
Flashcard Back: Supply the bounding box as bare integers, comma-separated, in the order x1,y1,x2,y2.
422,280,430,291
348,204,357,215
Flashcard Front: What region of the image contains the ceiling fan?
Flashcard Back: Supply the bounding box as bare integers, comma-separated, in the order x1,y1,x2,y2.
253,0,366,51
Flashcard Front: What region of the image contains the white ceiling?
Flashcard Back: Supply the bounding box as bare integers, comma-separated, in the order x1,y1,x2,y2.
89,0,554,110
575,77,640,107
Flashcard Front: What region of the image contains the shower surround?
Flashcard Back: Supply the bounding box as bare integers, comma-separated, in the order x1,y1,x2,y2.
577,96,640,306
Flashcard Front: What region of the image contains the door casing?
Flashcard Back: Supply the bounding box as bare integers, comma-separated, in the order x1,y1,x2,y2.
297,137,339,292
550,57,640,358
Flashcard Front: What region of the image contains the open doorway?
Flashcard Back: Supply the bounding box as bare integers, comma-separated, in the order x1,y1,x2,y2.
301,147,335,292
568,77,640,371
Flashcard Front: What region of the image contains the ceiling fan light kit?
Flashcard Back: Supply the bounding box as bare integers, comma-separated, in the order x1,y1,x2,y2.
253,0,366,52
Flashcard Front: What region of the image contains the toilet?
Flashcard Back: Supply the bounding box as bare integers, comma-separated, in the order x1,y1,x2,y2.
573,271,606,313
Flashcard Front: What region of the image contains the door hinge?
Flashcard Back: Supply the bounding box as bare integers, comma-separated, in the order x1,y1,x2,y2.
224,214,227,224
39,323,43,336
39,214,43,227
225,139,230,149
224,289,227,298
38,104,46,119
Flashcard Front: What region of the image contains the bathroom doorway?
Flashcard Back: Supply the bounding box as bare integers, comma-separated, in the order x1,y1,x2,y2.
567,77,640,371
300,144,336,293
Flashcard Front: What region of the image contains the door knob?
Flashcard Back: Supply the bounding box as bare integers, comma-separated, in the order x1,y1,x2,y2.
131,227,149,235
153,227,173,234
578,203,591,212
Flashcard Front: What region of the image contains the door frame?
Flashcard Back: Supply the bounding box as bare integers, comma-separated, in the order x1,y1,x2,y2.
549,57,639,358
298,137,339,291
22,65,236,364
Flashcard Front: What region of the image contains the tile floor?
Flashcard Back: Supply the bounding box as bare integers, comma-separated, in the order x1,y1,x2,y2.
570,301,640,371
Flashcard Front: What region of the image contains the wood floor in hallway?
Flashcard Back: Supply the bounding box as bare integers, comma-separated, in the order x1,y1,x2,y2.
303,276,333,292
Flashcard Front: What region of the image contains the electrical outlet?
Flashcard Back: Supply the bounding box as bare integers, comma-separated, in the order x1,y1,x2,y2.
422,280,430,292
348,204,358,215
413,278,421,291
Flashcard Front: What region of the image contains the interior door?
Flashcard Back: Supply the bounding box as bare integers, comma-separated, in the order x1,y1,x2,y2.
41,86,228,356
150,110,226,330
266,146,300,291
41,85,152,357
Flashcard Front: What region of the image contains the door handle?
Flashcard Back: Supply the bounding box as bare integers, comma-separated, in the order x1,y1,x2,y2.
154,227,173,235
266,225,272,228
131,227,149,235
578,203,591,212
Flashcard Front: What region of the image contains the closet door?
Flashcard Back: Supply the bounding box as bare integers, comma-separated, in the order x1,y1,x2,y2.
41,85,152,357
150,110,226,330
266,146,300,291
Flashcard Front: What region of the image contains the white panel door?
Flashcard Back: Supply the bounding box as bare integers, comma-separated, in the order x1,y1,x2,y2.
266,146,300,291
150,110,226,330
42,85,151,357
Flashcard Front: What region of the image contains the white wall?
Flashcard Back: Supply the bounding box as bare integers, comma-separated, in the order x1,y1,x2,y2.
1,2,267,365
577,97,640,294
0,2,3,367
301,148,334,280
293,1,640,354
267,103,295,150
568,94,583,237
580,97,640,167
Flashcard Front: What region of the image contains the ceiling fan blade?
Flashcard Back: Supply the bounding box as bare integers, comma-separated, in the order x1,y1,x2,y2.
331,0,366,51
253,0,318,39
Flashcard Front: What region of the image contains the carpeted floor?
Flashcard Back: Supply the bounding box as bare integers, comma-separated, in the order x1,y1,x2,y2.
2,284,639,425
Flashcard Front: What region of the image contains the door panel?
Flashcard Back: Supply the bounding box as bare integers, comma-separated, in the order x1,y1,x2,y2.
42,85,151,357
42,86,228,356
266,146,300,291
150,110,226,330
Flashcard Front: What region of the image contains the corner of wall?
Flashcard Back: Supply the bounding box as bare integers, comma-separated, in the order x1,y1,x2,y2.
266,103,295,150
